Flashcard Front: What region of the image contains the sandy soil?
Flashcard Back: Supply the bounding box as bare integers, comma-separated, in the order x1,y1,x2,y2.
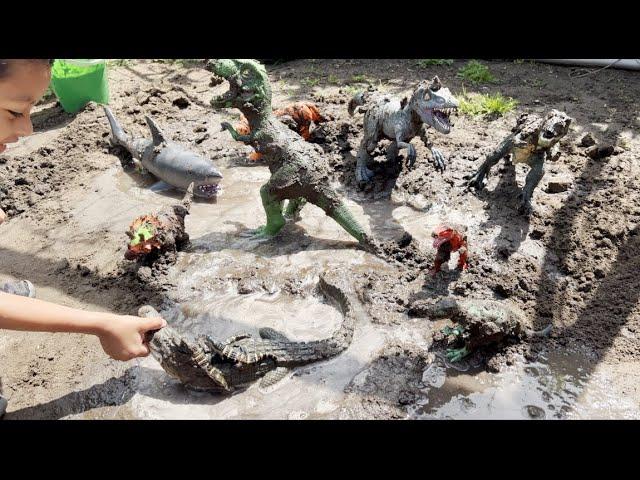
1,59,638,419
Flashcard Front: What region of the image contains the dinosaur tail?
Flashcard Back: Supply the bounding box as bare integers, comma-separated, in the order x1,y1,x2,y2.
527,324,553,338
103,106,133,150
348,91,367,116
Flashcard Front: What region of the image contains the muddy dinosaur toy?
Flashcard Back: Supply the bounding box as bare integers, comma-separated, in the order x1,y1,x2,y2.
104,107,223,198
348,76,459,183
409,297,552,362
208,59,367,242
464,109,572,215
125,183,194,264
431,223,468,275
138,272,356,393
235,101,330,161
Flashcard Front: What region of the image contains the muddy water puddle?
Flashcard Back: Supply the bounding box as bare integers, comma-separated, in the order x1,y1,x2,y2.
107,162,638,419
409,350,639,419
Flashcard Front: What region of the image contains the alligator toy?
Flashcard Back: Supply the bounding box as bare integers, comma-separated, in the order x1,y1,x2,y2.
348,76,459,182
464,109,572,214
409,297,551,362
139,271,356,393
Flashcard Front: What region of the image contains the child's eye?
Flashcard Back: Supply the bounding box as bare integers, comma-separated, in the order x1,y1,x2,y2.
9,110,23,118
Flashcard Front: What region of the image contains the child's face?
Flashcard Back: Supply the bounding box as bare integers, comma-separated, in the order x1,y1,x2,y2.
0,61,51,153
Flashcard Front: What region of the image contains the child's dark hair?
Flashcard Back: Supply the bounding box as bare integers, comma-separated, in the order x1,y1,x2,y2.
0,59,54,80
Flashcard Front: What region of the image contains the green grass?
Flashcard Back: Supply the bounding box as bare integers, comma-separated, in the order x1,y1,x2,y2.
457,60,495,84
344,85,361,96
349,74,371,84
458,90,517,117
528,78,546,89
301,77,321,87
416,59,454,67
327,74,341,85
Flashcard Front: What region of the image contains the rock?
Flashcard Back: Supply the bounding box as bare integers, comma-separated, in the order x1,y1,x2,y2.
585,145,614,160
529,228,545,240
172,97,190,109
546,178,572,193
34,184,52,195
54,259,70,273
237,281,255,295
397,390,416,406
137,267,153,283
14,177,30,186
195,133,210,145
579,133,596,147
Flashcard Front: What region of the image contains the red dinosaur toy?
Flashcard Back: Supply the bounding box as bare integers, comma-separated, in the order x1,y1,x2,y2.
234,101,329,161
431,224,468,275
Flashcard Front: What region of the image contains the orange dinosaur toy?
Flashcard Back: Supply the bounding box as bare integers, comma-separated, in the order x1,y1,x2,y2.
431,224,468,275
235,102,329,161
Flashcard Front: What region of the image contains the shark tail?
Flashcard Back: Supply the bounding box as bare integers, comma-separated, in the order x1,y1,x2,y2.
103,106,131,149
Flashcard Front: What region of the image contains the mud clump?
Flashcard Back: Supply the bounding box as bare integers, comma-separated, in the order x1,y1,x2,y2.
342,343,432,419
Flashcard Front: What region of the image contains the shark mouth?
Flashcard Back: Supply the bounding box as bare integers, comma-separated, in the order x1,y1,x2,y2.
432,107,457,133
197,184,221,197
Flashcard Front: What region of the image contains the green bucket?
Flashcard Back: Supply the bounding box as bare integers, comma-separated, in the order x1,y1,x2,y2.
50,59,110,113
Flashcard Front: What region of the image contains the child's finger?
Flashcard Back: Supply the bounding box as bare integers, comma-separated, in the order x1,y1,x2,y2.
140,316,167,333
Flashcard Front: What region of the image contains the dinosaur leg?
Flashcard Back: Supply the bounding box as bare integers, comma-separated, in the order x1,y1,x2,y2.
518,153,545,215
445,345,471,363
385,141,399,162
465,136,514,191
396,133,417,169
247,183,286,238
284,197,307,222
260,367,290,388
355,137,378,183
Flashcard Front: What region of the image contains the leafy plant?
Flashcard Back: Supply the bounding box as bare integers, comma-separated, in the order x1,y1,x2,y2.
457,60,495,84
416,59,454,67
458,89,517,117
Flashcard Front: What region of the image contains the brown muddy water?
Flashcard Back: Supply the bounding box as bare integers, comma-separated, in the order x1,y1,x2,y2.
68,159,639,420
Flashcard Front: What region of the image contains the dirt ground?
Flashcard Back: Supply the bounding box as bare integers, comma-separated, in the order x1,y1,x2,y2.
1,59,639,419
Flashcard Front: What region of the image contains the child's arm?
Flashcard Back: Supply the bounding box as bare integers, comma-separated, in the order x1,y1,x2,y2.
0,292,166,361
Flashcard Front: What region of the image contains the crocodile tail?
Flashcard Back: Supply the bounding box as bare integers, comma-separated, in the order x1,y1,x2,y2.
103,106,132,150
315,272,357,356
348,92,367,116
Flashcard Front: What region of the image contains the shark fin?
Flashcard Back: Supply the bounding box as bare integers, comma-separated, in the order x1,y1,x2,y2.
145,116,168,146
149,181,174,193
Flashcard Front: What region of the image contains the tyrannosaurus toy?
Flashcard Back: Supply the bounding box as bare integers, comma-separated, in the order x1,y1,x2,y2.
349,76,459,183
464,110,572,215
208,59,368,243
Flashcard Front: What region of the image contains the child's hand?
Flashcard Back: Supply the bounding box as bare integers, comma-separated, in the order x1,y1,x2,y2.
0,208,6,225
97,314,167,361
